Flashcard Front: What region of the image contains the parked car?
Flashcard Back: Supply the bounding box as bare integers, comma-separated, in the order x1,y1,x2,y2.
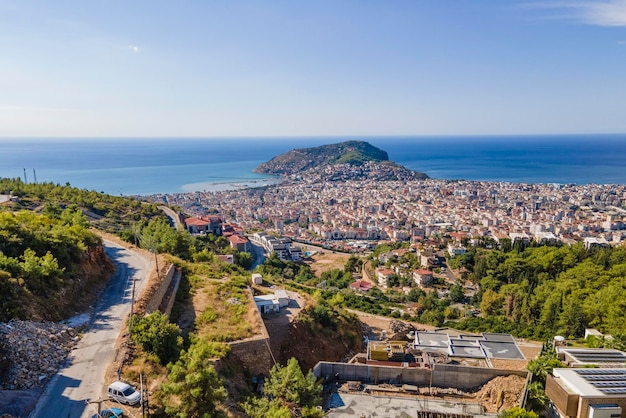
107,381,141,406
92,408,123,418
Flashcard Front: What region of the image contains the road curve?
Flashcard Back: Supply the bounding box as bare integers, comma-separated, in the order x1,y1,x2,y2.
158,205,183,231
30,240,152,418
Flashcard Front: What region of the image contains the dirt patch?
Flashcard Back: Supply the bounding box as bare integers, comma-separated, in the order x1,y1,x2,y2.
517,340,543,360
262,291,307,358
176,279,211,335
95,231,153,258
489,359,530,371
271,305,363,372
304,251,351,277
351,311,436,341
473,374,526,413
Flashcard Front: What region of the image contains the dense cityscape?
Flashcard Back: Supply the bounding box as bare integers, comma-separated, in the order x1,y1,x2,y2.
150,176,626,251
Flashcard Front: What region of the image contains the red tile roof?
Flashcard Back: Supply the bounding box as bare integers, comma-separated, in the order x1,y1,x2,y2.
350,280,373,291
377,268,395,277
228,235,249,244
185,218,209,226
185,215,222,227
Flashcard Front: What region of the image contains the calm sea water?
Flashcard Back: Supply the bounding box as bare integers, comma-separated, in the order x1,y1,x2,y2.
0,135,624,195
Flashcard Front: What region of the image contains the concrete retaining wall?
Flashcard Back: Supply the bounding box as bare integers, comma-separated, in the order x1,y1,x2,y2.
432,364,527,390
226,287,275,375
159,269,182,317
229,338,275,376
313,362,528,390
313,362,431,385
143,264,176,315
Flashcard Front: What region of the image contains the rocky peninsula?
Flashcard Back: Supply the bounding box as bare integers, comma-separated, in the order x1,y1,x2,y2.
254,140,428,181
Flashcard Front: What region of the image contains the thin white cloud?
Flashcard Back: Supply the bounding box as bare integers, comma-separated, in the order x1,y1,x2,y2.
523,0,626,27
618,40,626,43
127,45,140,53
0,105,81,113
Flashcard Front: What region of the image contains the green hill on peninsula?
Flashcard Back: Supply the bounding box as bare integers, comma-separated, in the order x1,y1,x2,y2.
254,140,427,180
254,140,388,174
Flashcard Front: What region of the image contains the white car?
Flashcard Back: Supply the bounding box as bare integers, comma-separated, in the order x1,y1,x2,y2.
107,381,141,406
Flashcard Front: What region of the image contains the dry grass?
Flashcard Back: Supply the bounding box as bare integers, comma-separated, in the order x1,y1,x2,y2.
304,250,352,277
124,355,168,392
186,276,257,342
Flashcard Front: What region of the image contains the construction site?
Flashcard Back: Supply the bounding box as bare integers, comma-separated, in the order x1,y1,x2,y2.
314,329,536,418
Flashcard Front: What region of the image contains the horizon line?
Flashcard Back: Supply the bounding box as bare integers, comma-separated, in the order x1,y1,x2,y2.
0,132,625,141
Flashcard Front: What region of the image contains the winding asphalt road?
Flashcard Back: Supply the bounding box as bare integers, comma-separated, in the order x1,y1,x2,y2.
158,206,183,231
30,240,152,418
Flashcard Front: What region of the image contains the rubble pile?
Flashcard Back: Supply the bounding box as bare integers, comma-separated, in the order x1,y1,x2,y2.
389,320,415,334
388,320,416,340
474,374,526,413
0,321,79,390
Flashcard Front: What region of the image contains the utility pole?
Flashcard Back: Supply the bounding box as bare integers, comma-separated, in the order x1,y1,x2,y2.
23,168,27,183
85,398,104,416
129,277,136,337
145,236,160,280
140,373,149,417
131,222,141,248
153,248,160,279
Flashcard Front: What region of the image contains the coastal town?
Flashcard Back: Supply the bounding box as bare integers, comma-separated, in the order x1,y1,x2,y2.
148,175,626,252
4,0,626,415
3,140,626,418
139,161,626,418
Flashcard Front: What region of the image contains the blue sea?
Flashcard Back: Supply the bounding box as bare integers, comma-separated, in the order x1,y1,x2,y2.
0,135,625,196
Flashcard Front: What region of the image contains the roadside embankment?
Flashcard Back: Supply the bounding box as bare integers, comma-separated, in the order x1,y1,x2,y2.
0,321,80,391
0,320,82,416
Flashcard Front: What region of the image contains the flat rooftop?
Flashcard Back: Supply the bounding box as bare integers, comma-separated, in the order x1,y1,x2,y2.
416,332,449,347
558,348,626,366
450,345,486,358
414,331,525,361
482,341,525,360
483,333,516,343
554,368,626,397
326,392,492,418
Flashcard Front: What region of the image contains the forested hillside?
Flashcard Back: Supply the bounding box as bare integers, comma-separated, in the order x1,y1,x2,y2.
254,140,390,175
0,178,259,322
0,178,176,321
0,210,113,321
0,178,165,232
449,243,626,341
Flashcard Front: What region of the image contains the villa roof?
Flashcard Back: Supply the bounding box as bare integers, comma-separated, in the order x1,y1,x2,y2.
350,280,373,291
228,235,249,244
185,215,222,226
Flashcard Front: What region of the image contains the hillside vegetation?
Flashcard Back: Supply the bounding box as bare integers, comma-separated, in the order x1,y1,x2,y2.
254,140,390,174
0,178,165,232
0,209,113,321
449,243,626,342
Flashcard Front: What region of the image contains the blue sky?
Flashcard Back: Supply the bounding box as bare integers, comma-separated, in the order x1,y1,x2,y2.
1,0,625,137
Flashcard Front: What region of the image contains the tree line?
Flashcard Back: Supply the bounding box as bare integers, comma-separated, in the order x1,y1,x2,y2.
449,242,626,340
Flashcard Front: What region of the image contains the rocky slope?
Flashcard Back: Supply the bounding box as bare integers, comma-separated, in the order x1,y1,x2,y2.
0,321,80,391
